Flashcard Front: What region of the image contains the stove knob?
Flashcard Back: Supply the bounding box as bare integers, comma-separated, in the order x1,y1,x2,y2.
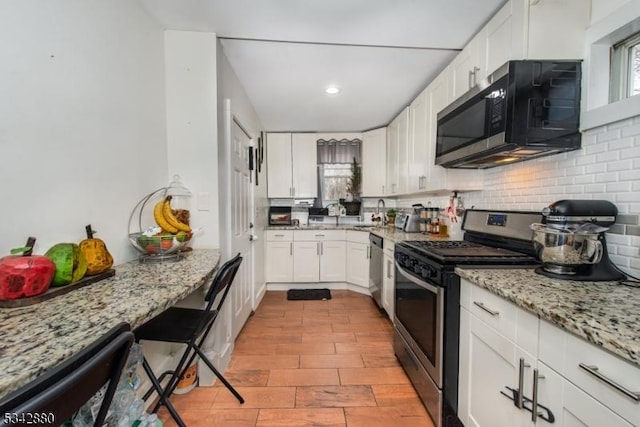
413,262,422,274
422,266,436,279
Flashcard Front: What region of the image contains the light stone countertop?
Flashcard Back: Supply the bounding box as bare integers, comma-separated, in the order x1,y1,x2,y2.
0,249,221,398
456,267,640,367
265,225,450,243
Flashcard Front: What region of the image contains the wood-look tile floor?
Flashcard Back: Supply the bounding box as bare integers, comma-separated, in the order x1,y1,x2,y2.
158,290,435,426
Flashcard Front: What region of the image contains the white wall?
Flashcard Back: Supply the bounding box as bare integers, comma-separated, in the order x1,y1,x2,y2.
164,31,220,249
0,0,167,263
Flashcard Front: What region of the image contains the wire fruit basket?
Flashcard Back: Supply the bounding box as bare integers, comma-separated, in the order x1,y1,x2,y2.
128,176,193,263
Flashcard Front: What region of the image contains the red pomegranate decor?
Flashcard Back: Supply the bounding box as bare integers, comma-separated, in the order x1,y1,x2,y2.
0,237,56,300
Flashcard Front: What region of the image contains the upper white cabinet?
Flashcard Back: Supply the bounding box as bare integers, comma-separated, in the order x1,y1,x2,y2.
387,107,410,196
451,28,487,100
485,0,588,82
266,133,317,198
408,89,429,193
361,128,387,197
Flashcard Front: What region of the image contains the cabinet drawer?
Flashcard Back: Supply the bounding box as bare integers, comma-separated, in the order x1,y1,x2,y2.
265,230,293,241
346,230,370,244
469,284,517,342
383,239,394,255
540,320,640,426
294,230,346,241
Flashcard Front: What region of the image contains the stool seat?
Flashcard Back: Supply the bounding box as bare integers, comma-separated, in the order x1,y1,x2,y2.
136,307,217,343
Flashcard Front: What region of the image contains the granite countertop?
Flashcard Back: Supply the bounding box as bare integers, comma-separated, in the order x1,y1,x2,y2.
456,267,640,367
266,225,450,243
0,248,221,398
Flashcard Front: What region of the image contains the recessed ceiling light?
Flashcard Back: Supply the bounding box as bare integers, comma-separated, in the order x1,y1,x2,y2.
325,86,341,95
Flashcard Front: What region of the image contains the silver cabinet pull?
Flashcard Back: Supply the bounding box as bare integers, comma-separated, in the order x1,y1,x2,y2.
387,259,391,279
366,245,371,259
473,66,480,86
315,234,325,238
531,368,545,422
468,69,474,89
321,242,323,255
290,242,293,256
579,363,640,401
473,301,499,317
316,242,320,256
275,234,285,237
517,358,531,409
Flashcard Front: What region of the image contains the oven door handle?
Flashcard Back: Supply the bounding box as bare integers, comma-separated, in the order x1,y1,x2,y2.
395,261,440,294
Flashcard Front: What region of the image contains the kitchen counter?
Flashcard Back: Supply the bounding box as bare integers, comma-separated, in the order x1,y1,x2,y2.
455,267,640,367
0,248,221,398
266,225,449,243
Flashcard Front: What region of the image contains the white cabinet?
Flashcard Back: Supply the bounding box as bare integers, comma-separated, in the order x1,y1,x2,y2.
346,230,370,289
320,240,346,282
362,128,387,197
293,241,320,282
485,0,589,78
386,118,398,196
266,133,317,198
265,231,293,282
386,106,411,195
424,72,451,191
408,89,430,193
382,246,394,321
396,107,410,195
459,278,640,427
451,28,487,101
292,230,346,283
291,133,318,198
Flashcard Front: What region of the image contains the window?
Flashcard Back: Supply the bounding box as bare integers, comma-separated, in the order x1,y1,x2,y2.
610,31,640,102
316,138,361,205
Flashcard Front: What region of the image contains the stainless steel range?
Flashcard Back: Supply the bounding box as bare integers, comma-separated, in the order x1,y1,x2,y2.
393,209,541,427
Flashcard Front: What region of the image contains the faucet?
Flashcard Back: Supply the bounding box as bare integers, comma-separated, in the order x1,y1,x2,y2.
376,198,386,215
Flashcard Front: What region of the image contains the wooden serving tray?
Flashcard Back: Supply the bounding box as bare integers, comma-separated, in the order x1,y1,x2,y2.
0,269,115,308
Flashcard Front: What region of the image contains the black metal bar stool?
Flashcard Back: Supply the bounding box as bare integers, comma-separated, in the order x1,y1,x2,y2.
134,253,244,427
0,322,134,427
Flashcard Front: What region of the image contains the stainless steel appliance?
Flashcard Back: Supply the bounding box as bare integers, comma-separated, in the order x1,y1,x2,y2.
395,211,421,233
394,209,541,427
436,60,582,169
369,233,383,308
531,199,626,281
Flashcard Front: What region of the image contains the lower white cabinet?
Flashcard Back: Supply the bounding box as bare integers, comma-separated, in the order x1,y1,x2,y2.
265,231,293,282
293,241,320,282
459,278,640,427
382,250,394,320
346,241,369,289
320,240,346,282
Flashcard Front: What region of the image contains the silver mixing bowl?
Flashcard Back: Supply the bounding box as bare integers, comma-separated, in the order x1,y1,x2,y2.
530,223,604,267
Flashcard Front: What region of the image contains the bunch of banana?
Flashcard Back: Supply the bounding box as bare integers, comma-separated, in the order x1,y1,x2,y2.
153,196,192,234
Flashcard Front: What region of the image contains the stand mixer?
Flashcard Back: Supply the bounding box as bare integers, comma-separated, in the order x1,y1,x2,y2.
530,200,626,281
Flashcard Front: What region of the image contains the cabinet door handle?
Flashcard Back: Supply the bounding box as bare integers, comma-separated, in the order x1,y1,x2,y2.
290,242,293,256
531,368,545,422
315,234,325,238
517,357,531,409
292,187,296,197
473,301,499,317
366,245,371,259
387,259,392,279
382,185,385,195
468,69,474,89
579,363,640,401
275,234,285,237
316,242,320,256
473,66,480,86
321,242,323,255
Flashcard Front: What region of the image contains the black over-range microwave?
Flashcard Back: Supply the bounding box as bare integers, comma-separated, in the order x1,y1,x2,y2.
435,60,582,169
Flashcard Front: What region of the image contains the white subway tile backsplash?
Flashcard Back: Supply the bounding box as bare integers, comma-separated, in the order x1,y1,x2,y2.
606,182,632,193
596,150,619,163
595,172,619,183
596,128,621,143
620,123,640,137
617,192,640,202
606,118,633,130
584,183,607,193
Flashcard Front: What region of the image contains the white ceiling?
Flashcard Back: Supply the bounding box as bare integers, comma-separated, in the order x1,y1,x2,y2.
138,0,506,132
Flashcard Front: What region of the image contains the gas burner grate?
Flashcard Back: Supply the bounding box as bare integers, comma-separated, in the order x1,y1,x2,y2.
403,240,481,249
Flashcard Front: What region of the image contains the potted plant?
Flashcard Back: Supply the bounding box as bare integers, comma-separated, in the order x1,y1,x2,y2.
385,209,397,228
344,157,362,215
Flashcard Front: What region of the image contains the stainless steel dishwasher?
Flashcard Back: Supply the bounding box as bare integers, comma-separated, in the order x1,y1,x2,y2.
369,233,384,308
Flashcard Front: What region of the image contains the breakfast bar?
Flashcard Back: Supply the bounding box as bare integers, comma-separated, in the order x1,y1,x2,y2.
0,248,221,399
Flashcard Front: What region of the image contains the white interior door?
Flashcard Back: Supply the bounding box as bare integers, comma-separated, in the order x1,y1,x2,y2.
230,118,253,340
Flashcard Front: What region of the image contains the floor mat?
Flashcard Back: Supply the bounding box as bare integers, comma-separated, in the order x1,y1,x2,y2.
287,288,332,301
